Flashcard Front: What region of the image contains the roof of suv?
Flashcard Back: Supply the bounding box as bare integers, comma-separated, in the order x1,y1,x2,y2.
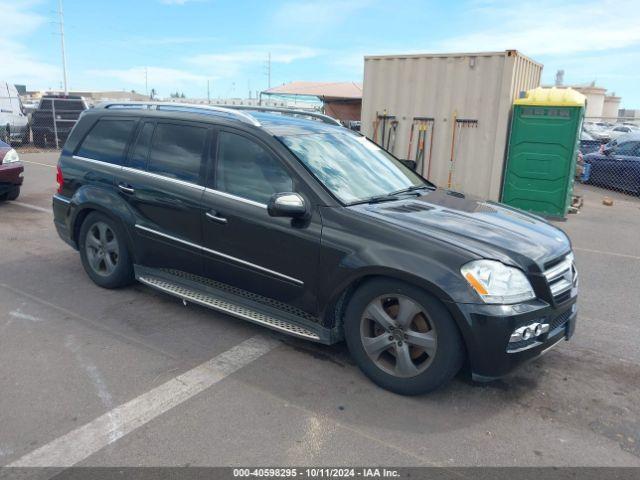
94,102,347,137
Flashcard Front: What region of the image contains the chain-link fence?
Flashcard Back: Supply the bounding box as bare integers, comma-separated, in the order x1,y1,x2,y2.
16,96,88,151
577,116,640,197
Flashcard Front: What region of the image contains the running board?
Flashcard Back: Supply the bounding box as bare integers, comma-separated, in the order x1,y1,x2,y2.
134,266,334,344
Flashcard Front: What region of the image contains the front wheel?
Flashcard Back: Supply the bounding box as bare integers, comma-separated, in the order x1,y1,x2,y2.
344,278,464,395
79,212,134,288
6,186,20,201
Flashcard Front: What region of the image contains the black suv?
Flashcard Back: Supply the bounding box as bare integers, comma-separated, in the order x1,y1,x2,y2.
52,103,578,394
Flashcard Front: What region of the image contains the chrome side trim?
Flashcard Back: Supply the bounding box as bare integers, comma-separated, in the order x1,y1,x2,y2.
203,187,267,209
53,194,71,204
121,166,204,191
134,224,303,286
72,155,120,169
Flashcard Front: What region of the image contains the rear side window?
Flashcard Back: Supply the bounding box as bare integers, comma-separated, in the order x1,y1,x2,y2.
76,119,137,165
128,122,154,170
147,123,207,183
616,142,638,156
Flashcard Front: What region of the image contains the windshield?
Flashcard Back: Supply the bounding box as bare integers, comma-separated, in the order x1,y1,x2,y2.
280,132,429,204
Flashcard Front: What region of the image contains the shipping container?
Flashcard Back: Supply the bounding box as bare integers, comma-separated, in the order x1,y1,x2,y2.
361,50,542,200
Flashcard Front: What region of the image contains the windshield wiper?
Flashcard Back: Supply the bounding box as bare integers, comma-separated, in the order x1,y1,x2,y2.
388,184,434,196
348,195,402,206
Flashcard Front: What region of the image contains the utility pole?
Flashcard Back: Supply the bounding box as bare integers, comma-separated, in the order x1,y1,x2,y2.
145,67,148,96
266,52,271,89
207,79,210,104
57,0,68,95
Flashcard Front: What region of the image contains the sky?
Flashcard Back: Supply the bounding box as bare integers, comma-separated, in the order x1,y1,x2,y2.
3,0,640,107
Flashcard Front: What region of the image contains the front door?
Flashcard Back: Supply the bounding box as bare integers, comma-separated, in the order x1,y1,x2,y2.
201,128,322,316
117,119,210,275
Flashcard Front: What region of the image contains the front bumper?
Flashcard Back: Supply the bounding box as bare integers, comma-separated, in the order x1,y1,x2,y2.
0,162,24,194
450,292,577,380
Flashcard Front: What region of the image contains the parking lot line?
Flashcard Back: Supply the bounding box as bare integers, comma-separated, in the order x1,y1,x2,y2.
573,246,640,261
20,159,57,168
8,202,51,214
7,334,279,467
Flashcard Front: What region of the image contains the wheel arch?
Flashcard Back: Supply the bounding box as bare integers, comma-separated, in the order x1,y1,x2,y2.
70,188,137,261
322,268,465,333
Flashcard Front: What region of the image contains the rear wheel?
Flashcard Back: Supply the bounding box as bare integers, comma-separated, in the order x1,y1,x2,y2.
79,212,134,288
344,278,464,395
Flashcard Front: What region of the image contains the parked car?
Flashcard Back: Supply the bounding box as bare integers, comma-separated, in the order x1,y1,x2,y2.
0,139,24,201
579,129,603,154
31,95,88,147
583,133,640,194
0,81,29,144
52,103,578,395
608,124,637,140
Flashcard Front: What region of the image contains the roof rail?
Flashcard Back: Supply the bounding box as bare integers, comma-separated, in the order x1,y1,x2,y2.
221,105,343,126
95,101,261,127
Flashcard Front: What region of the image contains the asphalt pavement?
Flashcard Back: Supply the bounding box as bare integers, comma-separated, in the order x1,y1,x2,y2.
0,151,638,467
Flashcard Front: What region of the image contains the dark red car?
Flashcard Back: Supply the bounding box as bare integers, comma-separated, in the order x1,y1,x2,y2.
0,140,23,201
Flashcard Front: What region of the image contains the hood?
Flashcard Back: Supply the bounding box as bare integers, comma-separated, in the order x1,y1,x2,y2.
349,188,571,271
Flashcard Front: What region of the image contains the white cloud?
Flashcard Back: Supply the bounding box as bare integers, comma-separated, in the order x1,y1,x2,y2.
188,45,322,77
271,0,372,36
159,0,197,5
0,0,60,89
86,66,209,91
436,0,640,56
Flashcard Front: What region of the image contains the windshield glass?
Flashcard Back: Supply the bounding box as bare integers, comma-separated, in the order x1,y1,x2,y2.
280,132,428,204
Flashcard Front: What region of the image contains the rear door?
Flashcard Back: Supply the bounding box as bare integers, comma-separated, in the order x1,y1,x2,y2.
117,120,210,275
200,128,322,315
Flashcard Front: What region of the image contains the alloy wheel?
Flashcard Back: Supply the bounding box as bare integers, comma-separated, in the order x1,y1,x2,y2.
360,294,437,378
85,221,119,277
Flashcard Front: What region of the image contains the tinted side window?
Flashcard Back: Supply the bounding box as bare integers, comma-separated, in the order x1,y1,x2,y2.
147,123,207,183
215,132,293,204
128,122,154,170
76,119,137,165
616,142,637,156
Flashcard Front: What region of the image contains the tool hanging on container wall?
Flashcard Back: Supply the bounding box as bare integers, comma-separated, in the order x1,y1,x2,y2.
374,111,396,148
408,117,435,178
386,120,399,153
447,113,479,189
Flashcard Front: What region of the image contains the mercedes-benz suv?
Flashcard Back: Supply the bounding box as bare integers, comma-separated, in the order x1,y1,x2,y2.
52,103,578,395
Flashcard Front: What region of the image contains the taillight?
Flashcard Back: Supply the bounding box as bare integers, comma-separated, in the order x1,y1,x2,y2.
56,164,64,194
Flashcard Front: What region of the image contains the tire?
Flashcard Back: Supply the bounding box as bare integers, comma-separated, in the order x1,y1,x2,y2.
79,212,134,289
6,186,20,201
344,278,464,395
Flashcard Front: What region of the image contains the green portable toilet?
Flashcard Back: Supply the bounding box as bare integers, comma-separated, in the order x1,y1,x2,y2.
501,87,586,218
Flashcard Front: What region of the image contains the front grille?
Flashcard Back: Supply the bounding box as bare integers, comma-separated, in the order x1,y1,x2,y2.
543,253,577,303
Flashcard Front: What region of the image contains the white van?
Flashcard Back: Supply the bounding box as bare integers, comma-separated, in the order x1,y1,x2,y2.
0,82,29,143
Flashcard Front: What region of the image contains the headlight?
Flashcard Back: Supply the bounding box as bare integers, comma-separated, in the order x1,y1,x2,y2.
2,148,20,164
461,260,535,304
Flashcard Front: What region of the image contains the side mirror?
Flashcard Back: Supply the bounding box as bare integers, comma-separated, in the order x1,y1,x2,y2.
267,192,308,218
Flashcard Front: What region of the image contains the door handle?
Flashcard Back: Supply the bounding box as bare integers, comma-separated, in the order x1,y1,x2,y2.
117,183,135,194
206,210,228,224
